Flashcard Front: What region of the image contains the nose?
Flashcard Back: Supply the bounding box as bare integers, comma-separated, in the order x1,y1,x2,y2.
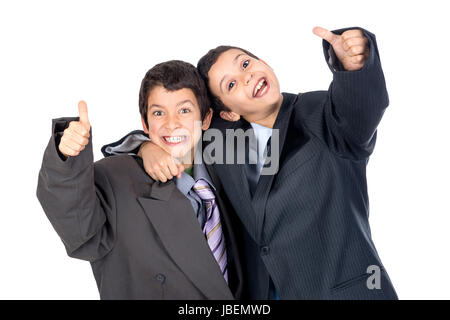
243,72,253,86
164,113,182,131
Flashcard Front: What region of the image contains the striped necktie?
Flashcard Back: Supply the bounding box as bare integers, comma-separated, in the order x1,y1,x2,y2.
193,179,228,283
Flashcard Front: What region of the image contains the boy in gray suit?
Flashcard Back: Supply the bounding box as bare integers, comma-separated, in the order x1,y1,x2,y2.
37,60,245,299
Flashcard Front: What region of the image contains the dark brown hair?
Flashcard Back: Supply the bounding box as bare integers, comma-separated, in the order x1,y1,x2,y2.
139,60,210,128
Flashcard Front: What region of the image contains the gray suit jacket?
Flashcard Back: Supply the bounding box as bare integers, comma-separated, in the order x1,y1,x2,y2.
36,118,245,300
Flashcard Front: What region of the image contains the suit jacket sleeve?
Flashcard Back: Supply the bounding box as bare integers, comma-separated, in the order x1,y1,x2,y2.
36,118,116,262
101,130,149,157
301,27,389,160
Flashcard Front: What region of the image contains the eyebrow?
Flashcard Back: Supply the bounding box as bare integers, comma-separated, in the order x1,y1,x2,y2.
148,99,194,110
219,53,247,94
176,99,195,107
148,104,164,110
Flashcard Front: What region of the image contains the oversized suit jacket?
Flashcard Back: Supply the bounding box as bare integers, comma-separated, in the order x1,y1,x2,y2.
101,27,398,299
36,119,245,300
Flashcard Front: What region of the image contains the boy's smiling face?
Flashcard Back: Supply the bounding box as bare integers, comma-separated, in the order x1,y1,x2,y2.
142,86,212,163
208,49,282,124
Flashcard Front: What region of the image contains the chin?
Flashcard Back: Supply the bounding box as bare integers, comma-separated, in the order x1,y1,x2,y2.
270,92,283,108
261,92,279,107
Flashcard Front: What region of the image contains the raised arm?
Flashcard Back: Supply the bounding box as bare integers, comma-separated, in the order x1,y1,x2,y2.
304,26,389,159
36,101,116,262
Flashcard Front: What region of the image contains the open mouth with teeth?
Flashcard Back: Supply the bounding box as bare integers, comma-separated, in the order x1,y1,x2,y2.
253,78,269,98
162,135,188,146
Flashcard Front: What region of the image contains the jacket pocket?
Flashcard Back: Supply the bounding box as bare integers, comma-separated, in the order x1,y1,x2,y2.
328,267,398,300
330,271,374,293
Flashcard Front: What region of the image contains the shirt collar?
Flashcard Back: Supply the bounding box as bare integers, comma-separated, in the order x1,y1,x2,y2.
193,161,216,191
250,122,272,139
175,161,216,196
250,122,273,156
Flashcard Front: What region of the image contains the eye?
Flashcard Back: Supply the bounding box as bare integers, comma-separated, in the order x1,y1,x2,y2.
243,60,249,69
152,110,163,116
180,108,191,114
228,81,236,91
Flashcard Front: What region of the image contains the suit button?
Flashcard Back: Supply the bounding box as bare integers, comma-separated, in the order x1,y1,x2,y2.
155,273,166,283
261,246,270,256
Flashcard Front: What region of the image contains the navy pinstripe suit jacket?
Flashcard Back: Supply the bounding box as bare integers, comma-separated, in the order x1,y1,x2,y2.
207,27,397,299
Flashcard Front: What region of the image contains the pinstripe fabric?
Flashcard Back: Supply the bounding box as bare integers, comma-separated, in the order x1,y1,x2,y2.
207,27,398,299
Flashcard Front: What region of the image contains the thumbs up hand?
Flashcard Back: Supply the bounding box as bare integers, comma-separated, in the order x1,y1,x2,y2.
313,27,370,71
58,101,91,158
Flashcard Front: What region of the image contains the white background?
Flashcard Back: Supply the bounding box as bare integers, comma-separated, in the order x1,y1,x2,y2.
1,0,449,299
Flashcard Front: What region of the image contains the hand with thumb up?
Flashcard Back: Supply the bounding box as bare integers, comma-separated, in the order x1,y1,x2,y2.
313,26,370,71
58,101,91,158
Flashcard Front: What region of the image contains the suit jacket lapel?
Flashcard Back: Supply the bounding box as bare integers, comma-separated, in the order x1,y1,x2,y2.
137,181,233,300
251,93,298,242
205,118,259,241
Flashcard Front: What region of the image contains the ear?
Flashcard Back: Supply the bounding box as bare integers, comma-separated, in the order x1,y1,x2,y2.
141,117,149,134
220,111,240,122
201,108,213,130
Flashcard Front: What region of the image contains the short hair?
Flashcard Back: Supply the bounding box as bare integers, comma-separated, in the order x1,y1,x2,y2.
139,60,210,128
197,46,259,113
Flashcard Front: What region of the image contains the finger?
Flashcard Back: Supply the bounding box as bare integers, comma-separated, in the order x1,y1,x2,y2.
59,140,80,157
167,159,180,177
61,135,85,153
78,100,90,130
175,163,185,179
64,128,89,146
342,37,368,51
147,170,158,181
69,121,90,138
171,157,184,178
155,171,168,183
352,54,366,64
346,45,366,57
341,29,364,41
160,165,174,180
312,26,339,44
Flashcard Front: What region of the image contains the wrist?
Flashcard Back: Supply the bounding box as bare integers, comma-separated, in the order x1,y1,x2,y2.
138,141,150,157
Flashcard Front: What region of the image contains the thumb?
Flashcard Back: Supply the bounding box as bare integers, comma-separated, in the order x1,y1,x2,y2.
312,26,339,44
78,100,90,129
177,163,185,179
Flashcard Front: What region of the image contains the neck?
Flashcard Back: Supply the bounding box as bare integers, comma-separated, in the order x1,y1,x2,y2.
183,163,193,170
178,153,193,169
246,94,283,128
